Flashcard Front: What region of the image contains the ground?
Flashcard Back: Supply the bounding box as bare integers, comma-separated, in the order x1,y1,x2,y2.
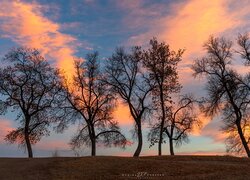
0,156,249,180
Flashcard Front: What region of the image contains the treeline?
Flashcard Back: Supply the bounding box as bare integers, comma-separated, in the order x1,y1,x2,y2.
0,35,249,158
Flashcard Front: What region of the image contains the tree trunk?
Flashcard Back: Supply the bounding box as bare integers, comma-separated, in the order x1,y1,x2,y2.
236,121,250,157
24,130,33,158
158,87,165,156
169,138,175,156
133,123,142,157
24,116,33,158
91,137,96,156
224,83,250,157
158,120,164,156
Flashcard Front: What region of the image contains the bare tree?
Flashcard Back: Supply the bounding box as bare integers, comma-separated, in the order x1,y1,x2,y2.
192,35,250,157
105,47,153,157
0,47,63,158
142,38,183,155
57,52,127,156
148,95,200,155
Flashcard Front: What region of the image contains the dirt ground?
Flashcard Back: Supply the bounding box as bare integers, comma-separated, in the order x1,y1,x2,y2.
0,156,249,180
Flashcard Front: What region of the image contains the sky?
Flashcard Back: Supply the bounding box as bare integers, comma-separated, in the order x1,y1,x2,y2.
0,0,249,157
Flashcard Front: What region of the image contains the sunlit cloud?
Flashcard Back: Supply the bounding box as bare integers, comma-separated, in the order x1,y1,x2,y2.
113,101,133,125
0,0,249,156
124,0,250,84
0,1,77,77
200,118,228,143
159,0,240,55
120,0,250,141
191,114,211,136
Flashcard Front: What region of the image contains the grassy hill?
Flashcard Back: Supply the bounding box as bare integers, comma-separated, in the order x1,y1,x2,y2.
0,156,249,179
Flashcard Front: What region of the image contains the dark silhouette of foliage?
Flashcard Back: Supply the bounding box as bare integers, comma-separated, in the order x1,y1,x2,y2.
142,38,183,155
0,47,63,158
192,35,250,157
57,52,127,156
105,47,153,157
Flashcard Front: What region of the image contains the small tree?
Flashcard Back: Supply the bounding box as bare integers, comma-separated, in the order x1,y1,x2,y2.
0,47,62,158
192,35,250,157
57,52,127,156
237,33,250,65
142,38,183,155
148,95,200,155
105,47,153,157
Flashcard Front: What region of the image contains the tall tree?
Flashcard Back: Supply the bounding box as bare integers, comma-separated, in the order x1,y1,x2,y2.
57,52,127,156
192,35,250,157
105,47,153,157
0,47,62,158
142,38,183,155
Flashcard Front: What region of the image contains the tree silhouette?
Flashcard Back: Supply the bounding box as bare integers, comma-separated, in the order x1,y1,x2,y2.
150,95,201,155
142,38,183,155
0,47,63,158
192,35,250,157
237,33,250,66
57,52,127,156
105,47,153,157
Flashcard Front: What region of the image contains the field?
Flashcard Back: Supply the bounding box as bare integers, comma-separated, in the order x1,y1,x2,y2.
0,156,249,180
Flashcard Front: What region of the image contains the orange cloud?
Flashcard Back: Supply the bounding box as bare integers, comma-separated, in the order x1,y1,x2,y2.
0,1,77,77
122,0,250,138
200,117,228,143
191,114,211,136
113,100,133,125
160,0,240,55
126,0,250,85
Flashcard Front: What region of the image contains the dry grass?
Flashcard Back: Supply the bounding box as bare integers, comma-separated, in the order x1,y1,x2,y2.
0,156,249,180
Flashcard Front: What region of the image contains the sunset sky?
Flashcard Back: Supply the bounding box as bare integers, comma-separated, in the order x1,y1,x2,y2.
0,0,249,157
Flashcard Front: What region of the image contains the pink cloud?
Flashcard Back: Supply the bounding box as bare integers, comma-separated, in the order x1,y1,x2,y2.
177,149,226,156
118,0,250,144
112,100,133,125
0,119,14,143
35,139,69,151
200,117,228,143
0,1,78,77
122,0,250,86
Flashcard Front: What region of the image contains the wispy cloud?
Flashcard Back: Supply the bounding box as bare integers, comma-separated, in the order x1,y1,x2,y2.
117,0,250,143
0,0,78,77
122,0,250,84
200,117,228,143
